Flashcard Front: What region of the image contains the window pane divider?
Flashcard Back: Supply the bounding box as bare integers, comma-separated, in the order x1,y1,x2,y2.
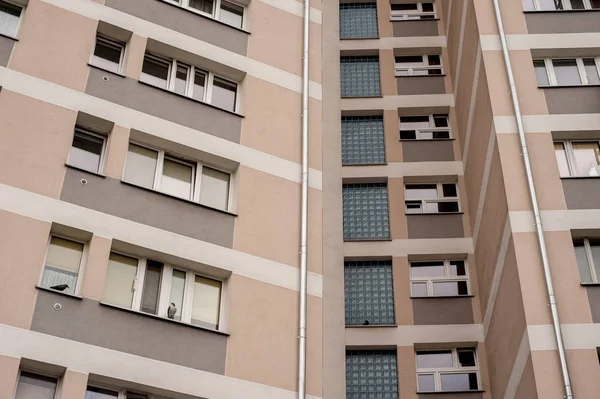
584,238,600,283
157,264,173,318
131,258,147,311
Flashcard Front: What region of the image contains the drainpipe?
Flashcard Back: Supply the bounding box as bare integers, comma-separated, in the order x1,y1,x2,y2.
298,0,310,397
490,1,574,398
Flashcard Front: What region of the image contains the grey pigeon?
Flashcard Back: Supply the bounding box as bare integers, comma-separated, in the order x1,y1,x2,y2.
167,302,177,319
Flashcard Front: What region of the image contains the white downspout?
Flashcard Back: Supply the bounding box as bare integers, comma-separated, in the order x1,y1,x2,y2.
298,0,310,397
490,1,574,398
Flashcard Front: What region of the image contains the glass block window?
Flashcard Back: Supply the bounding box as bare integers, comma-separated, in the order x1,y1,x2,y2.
340,3,379,39
345,260,395,325
343,183,390,240
341,56,381,97
342,116,386,165
346,350,399,399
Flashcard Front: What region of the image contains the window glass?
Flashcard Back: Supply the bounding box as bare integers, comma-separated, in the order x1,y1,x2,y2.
417,351,453,369
211,78,237,111
86,386,119,399
533,60,549,86
442,184,457,197
168,270,186,321
539,0,563,9
440,373,478,391
589,239,600,283
406,184,437,199
141,56,170,89
103,253,138,308
433,115,449,128
41,237,84,295
15,372,57,399
554,142,570,177
458,349,476,367
583,58,600,85
391,3,418,10
161,158,194,199
92,38,122,73
570,0,585,8
436,201,460,213
395,56,425,66
193,71,207,101
410,261,444,277
0,0,21,38
141,260,162,315
191,276,221,329
68,130,104,173
418,374,435,392
591,0,600,8
433,281,468,296
572,142,600,176
189,0,214,13
199,167,230,210
124,144,158,189
400,116,430,134
449,260,466,276
174,64,189,96
574,239,592,283
552,59,581,85
522,0,536,10
219,1,244,28
411,282,428,297
422,2,434,12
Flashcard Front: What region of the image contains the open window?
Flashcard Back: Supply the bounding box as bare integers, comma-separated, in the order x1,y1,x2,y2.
400,114,450,140
416,348,480,393
405,183,460,214
395,55,442,76
390,2,436,20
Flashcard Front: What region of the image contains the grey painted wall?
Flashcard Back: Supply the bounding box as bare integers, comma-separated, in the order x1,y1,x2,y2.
392,20,439,37
396,76,446,95
562,178,600,209
525,11,600,34
412,297,474,325
402,140,455,162
31,290,228,373
85,68,242,143
105,0,248,55
544,87,600,115
61,168,235,247
0,36,14,67
406,214,464,239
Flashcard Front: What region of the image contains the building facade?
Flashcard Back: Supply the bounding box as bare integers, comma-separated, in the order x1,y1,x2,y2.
2,0,600,398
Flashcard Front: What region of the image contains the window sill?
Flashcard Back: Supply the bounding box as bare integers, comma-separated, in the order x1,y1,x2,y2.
406,212,464,216
411,295,474,299
560,175,600,180
346,324,397,328
340,36,380,40
139,80,244,118
88,63,126,79
399,138,454,142
99,301,230,336
417,390,485,395
342,163,388,167
524,9,600,13
343,238,392,242
36,285,83,300
157,0,251,34
538,84,600,89
0,32,18,41
581,282,600,286
395,74,446,78
65,163,107,178
341,95,384,99
121,179,238,216
390,18,441,22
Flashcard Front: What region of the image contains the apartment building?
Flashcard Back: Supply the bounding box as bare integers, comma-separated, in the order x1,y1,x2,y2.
323,0,600,398
0,0,324,398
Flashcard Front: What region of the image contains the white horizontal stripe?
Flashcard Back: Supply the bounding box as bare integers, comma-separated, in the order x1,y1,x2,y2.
343,238,474,257
341,161,464,179
0,324,321,399
0,184,323,297
510,209,600,233
341,94,455,111
0,67,322,191
258,0,321,24
495,114,600,134
339,36,447,51
481,32,600,51
504,331,530,399
528,324,600,351
345,324,484,347
41,0,322,100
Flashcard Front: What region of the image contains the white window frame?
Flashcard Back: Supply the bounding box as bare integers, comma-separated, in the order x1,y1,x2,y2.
526,0,599,10
90,34,126,74
399,114,451,140
38,234,88,297
409,259,470,297
162,0,246,29
67,127,108,174
416,348,480,393
124,142,234,211
107,252,228,332
395,55,443,76
575,238,600,282
390,2,436,20
405,182,461,214
141,53,239,112
16,370,62,399
554,139,600,177
536,57,600,86
0,0,25,39
86,383,158,399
